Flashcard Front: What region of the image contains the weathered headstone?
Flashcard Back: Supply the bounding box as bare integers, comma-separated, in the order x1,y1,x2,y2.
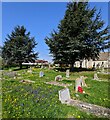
41,65,44,69
66,69,70,78
75,78,82,92
80,76,87,87
55,75,62,81
39,71,44,77
93,73,99,80
48,64,51,69
27,67,32,73
59,88,71,104
101,67,105,73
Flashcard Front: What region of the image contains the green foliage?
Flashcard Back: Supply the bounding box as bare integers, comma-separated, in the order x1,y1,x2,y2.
2,26,38,69
45,2,110,65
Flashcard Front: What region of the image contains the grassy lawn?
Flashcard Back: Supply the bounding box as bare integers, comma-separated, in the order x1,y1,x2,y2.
1,67,110,118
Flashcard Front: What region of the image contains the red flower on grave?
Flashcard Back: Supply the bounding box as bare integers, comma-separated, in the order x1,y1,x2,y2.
78,86,83,93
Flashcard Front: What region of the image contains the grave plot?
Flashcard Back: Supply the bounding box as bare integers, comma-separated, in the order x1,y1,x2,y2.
58,88,110,118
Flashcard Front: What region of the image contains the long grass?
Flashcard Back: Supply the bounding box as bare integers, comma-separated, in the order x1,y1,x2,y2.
2,67,109,118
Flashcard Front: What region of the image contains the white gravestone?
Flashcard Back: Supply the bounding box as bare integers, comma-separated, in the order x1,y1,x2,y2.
39,71,44,77
75,78,82,92
75,76,87,92
55,75,62,81
66,69,70,78
59,88,71,104
93,73,99,80
27,67,32,73
80,76,87,87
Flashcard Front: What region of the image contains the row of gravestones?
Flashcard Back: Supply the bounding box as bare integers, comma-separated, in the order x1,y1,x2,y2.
28,67,100,81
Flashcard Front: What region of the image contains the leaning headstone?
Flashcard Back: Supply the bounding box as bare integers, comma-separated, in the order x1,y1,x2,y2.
39,71,44,77
80,76,87,87
93,73,99,80
55,75,62,81
66,69,70,78
59,88,71,104
75,78,82,92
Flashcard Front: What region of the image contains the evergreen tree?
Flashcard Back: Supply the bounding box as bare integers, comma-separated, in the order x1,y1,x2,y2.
2,26,38,69
45,2,110,69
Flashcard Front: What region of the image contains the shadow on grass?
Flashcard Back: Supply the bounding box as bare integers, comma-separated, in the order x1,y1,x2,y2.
55,67,95,72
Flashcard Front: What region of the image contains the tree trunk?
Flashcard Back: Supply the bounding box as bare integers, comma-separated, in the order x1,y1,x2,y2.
79,61,82,68
71,62,75,72
19,62,22,69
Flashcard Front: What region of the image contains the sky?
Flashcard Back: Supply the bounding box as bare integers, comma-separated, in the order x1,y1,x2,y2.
1,2,109,62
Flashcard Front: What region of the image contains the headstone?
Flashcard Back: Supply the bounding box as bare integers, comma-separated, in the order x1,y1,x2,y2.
27,67,32,73
39,71,44,77
101,67,105,73
59,88,71,104
55,75,62,81
93,73,99,80
80,76,87,87
48,64,51,69
75,78,82,92
41,65,44,69
66,69,70,78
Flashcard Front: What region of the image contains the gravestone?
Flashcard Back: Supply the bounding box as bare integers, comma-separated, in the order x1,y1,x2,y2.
41,65,44,69
75,76,87,92
80,76,87,87
101,67,105,73
48,64,51,69
93,73,99,80
39,71,44,77
59,88,71,104
75,78,82,92
55,75,62,81
27,67,32,73
66,69,70,78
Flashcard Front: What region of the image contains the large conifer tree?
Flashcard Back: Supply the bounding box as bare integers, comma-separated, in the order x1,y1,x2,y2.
45,2,110,68
2,25,38,69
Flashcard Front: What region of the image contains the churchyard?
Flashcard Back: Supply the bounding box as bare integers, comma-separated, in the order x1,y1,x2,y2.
1,67,110,119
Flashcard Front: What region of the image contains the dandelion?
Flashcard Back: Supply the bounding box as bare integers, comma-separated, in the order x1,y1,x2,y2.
77,115,80,118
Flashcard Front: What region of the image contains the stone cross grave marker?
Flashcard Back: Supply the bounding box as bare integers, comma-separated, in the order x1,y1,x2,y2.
93,73,99,80
59,88,71,104
66,69,70,78
39,71,44,77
